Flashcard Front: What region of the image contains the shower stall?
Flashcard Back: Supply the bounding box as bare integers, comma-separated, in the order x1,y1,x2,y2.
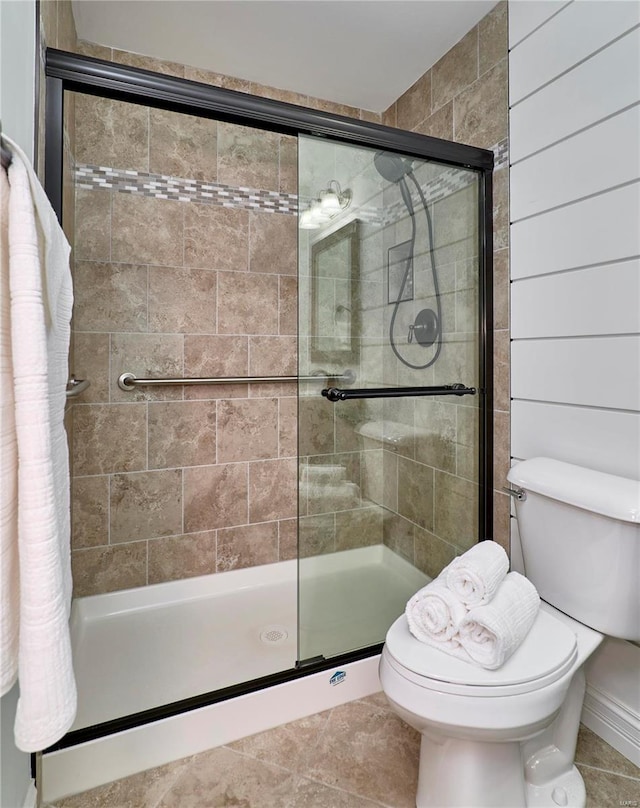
44,49,493,754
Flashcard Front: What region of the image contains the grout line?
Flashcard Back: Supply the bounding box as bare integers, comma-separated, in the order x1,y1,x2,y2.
215,270,220,338
508,1,574,51
107,473,111,546
146,106,150,174
181,200,186,269
218,744,300,777
511,397,640,416
510,178,640,225
145,399,149,472
510,21,640,109
510,255,640,282
213,398,218,467
512,332,640,342
300,773,391,808
146,755,194,808
245,461,250,528
181,334,185,402
576,763,640,782
510,101,640,168
108,187,113,263
180,467,185,536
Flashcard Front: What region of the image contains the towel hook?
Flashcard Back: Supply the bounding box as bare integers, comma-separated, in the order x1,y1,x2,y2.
0,122,12,171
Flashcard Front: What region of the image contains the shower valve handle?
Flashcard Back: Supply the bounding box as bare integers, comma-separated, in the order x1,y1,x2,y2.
407,308,439,347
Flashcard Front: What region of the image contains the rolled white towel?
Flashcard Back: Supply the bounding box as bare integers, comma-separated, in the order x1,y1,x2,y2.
457,572,540,670
445,541,509,607
406,577,468,646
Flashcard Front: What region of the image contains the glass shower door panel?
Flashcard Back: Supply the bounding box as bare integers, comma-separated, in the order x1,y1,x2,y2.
297,134,481,664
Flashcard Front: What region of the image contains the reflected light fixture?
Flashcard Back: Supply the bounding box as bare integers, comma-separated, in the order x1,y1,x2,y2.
299,180,352,229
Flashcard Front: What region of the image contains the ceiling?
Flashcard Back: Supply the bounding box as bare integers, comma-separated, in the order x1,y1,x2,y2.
71,0,497,112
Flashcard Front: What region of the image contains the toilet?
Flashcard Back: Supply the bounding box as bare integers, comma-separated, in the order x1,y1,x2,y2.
379,457,639,808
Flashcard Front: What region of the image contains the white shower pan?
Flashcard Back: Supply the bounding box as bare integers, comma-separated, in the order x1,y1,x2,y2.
70,543,427,731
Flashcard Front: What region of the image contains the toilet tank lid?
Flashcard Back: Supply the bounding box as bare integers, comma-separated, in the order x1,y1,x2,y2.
507,458,640,524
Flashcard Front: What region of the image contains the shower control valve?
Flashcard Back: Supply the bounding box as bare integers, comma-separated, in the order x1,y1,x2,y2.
408,308,439,347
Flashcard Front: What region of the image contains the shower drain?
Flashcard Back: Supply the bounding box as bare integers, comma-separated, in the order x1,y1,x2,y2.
259,624,289,645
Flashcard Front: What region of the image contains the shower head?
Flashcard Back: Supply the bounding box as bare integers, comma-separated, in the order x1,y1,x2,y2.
375,150,415,216
373,151,413,184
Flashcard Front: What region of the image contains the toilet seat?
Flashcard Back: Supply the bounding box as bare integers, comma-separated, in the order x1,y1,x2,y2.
384,609,578,698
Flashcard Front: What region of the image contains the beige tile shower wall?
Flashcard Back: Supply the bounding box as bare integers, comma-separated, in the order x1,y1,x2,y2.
70,99,299,596
296,138,486,573
380,1,510,570
64,30,381,594
354,173,482,579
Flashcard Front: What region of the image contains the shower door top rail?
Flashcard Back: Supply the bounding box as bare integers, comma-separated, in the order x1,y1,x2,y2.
117,370,355,391
321,383,476,402
45,49,494,173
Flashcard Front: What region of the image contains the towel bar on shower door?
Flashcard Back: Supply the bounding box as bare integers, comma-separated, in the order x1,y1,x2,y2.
321,383,476,402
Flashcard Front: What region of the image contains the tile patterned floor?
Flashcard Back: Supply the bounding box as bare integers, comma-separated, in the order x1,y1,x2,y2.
48,694,640,808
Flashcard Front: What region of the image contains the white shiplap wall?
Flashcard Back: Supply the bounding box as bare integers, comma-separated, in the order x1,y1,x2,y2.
0,0,36,161
509,0,640,477
508,0,640,764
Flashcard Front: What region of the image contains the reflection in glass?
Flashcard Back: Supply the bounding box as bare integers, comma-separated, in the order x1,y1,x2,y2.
298,135,481,664
311,220,360,364
388,240,414,304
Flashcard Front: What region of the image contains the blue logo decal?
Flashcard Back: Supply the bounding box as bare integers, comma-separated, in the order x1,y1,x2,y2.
329,670,346,686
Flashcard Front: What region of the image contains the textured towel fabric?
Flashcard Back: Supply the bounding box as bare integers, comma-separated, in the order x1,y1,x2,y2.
1,137,76,751
458,572,540,670
404,627,473,664
445,540,509,607
0,160,19,694
406,575,468,645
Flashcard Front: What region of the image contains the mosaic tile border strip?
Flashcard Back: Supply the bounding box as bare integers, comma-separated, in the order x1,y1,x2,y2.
76,146,504,225
75,165,299,214
493,137,509,171
381,168,477,227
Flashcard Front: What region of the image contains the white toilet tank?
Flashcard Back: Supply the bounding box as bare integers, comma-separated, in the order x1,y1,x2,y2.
507,458,640,642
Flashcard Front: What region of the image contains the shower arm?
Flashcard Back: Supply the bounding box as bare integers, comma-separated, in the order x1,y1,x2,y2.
322,383,476,402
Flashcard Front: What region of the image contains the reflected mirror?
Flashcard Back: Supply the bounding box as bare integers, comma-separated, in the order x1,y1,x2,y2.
310,220,360,366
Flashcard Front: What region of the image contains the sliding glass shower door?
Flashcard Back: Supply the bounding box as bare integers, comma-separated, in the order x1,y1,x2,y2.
48,50,492,747
297,135,483,664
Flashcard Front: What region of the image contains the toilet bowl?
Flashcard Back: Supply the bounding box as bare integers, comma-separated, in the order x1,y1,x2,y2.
380,458,639,808
380,604,602,808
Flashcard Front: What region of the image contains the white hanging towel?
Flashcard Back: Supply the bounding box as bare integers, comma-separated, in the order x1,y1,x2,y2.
458,572,540,670
0,136,76,751
445,540,509,607
0,154,19,694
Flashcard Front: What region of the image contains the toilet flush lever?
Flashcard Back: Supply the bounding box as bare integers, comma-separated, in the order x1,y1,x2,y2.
502,486,527,502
